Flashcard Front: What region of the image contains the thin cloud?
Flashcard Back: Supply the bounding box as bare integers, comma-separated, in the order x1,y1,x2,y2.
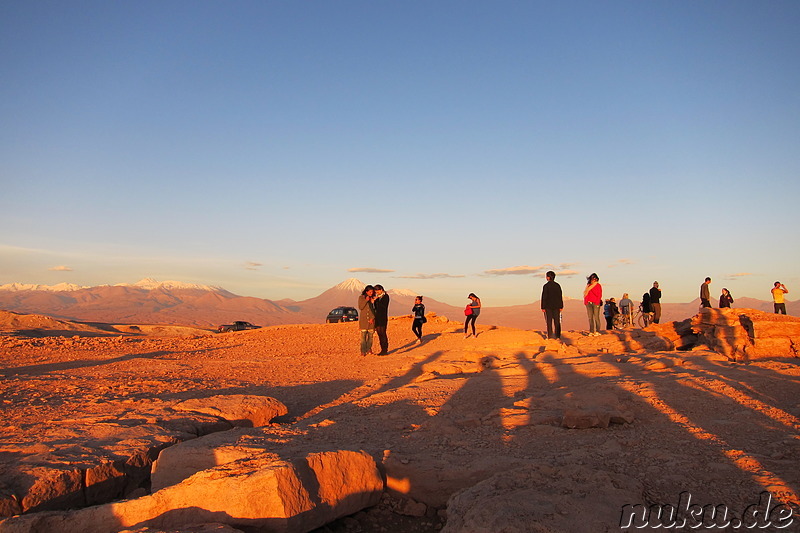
48,265,73,272
556,269,580,277
608,259,635,268
725,272,754,279
244,261,262,270
395,273,465,279
348,267,395,273
484,265,548,276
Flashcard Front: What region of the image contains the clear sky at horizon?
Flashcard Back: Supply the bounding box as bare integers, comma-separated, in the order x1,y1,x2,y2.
2,1,799,307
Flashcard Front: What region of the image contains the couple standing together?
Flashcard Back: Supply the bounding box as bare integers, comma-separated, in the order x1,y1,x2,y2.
540,270,602,338
358,285,390,356
539,271,608,339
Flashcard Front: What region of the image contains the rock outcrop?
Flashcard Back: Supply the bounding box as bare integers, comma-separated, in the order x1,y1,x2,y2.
0,449,382,533
691,308,800,360
0,395,287,518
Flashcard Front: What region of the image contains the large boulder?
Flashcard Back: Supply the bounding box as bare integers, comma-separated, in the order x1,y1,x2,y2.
172,395,288,428
0,449,383,533
150,428,280,492
0,396,288,518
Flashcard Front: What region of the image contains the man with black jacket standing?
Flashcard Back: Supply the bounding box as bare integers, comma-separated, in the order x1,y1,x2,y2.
649,281,662,324
541,271,563,340
373,285,390,355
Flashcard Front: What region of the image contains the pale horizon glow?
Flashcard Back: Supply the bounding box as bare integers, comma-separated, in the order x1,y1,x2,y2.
2,2,798,307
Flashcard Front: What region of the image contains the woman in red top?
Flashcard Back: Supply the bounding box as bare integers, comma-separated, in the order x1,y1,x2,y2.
583,273,603,336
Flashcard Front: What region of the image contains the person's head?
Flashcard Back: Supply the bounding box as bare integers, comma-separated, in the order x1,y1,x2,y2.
374,284,385,294
722,288,729,295
362,285,375,297
623,293,629,299
775,281,781,288
468,293,478,300
546,270,556,281
653,281,659,288
587,273,599,284
415,296,423,303
610,297,615,302
705,277,712,283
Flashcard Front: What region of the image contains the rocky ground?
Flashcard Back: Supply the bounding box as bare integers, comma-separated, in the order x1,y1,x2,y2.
1,312,799,532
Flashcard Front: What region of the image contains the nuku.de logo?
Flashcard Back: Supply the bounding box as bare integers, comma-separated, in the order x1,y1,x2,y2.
619,491,794,529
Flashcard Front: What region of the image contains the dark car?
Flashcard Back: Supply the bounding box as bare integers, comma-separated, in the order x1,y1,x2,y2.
218,321,260,333
326,306,359,323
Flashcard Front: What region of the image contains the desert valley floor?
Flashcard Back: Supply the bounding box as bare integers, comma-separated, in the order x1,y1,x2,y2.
0,312,799,532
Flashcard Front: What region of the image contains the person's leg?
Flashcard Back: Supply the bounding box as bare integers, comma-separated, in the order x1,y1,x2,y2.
412,320,422,340
778,303,787,315
375,325,388,354
585,305,594,333
554,311,561,339
465,315,476,336
652,303,661,324
544,309,553,339
605,315,613,330
593,305,602,333
360,329,370,355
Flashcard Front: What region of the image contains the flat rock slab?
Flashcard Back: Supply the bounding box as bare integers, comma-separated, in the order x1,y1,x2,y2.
0,395,287,516
0,449,382,533
442,464,645,533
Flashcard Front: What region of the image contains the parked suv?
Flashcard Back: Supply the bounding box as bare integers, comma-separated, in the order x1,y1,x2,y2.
217,321,260,333
326,307,359,323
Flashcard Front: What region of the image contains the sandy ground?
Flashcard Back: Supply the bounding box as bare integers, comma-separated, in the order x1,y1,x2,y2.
1,315,799,532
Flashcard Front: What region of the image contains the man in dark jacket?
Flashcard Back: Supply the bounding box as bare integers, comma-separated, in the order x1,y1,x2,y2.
541,271,563,340
649,281,662,324
373,285,390,355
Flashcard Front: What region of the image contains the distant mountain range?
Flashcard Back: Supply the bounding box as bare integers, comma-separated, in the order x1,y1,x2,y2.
0,278,795,331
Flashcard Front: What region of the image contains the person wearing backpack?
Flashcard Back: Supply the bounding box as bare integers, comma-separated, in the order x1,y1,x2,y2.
604,298,619,330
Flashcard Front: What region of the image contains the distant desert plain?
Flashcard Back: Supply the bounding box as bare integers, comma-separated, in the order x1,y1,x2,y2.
1,279,799,532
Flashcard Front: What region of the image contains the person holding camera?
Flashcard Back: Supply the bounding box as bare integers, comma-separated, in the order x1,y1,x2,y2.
772,282,789,314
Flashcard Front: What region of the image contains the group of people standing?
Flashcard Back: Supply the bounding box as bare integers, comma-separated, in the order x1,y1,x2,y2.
541,271,652,340
540,273,791,341
358,285,483,355
699,277,737,309
358,277,791,353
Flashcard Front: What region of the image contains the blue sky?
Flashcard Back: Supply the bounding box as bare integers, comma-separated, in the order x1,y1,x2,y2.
2,1,799,306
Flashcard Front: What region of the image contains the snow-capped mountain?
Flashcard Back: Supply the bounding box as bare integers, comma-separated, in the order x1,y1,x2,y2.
115,278,223,292
0,282,89,292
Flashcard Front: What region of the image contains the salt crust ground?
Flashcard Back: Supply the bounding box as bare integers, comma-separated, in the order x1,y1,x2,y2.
1,315,799,532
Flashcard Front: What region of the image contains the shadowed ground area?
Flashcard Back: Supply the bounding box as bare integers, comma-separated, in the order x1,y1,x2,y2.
1,313,798,532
